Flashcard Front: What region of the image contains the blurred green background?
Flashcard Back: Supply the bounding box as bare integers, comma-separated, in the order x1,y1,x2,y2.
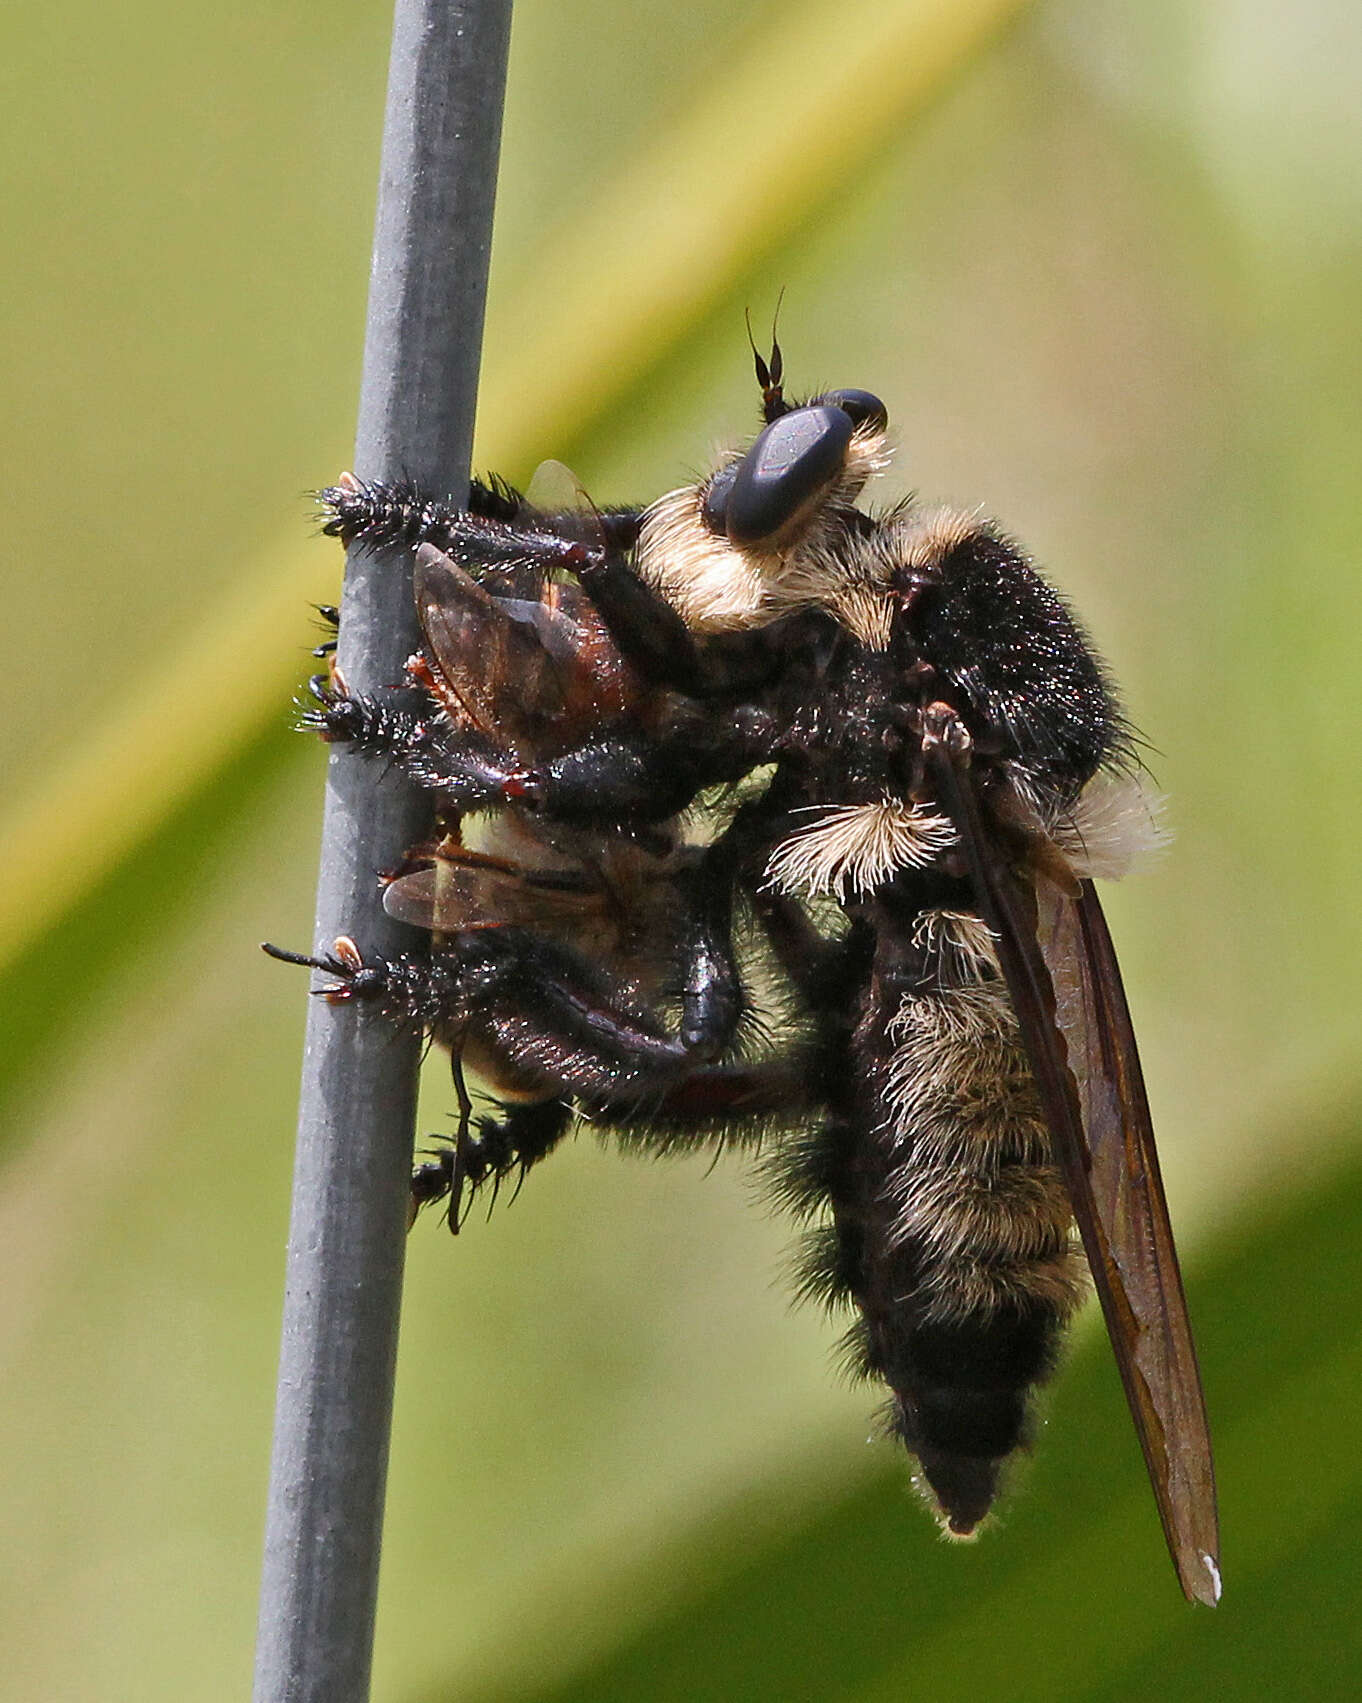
2,0,1359,1697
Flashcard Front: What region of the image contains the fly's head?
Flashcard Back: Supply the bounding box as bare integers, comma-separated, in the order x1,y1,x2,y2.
635,337,893,635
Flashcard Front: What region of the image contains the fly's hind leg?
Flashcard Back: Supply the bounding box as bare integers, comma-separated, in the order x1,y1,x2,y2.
263,927,699,1106
410,1095,574,1233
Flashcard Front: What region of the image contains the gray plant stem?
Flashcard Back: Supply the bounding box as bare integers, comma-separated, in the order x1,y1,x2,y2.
253,5,512,1701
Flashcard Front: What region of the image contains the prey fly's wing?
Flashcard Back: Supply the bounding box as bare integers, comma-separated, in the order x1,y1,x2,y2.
415,464,638,742
929,746,1221,1606
383,847,604,935
518,462,644,719
413,545,573,738
522,458,594,535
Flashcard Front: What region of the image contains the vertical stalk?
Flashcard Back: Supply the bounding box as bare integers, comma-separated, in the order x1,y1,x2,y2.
253,5,513,1700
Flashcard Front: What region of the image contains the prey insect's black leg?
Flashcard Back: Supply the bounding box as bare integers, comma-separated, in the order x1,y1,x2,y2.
672,857,744,1059
311,603,341,658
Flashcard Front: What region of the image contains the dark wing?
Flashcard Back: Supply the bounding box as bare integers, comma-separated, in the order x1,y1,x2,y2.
1035,880,1220,1603
930,747,1221,1606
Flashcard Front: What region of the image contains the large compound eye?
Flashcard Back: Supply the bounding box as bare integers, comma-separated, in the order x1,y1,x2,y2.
812,388,888,433
700,462,739,535
724,404,854,548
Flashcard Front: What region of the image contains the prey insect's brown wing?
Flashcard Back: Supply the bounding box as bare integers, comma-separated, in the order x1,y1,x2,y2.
415,466,639,741
414,548,574,737
382,850,604,935
518,461,643,720
929,746,1221,1606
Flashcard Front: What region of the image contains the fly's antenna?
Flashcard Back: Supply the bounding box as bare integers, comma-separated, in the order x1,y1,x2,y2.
747,291,789,421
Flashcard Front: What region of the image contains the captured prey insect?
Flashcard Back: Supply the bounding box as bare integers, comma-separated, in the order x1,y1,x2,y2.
280,468,781,1226
275,338,1219,1603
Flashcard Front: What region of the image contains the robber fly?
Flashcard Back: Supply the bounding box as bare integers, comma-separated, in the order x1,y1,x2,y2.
273,335,1219,1603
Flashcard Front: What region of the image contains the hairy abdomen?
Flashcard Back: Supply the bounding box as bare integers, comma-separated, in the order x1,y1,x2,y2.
821,908,1084,1534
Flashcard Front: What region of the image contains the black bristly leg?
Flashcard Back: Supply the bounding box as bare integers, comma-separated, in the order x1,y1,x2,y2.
319,475,506,555
512,723,756,822
321,475,779,701
291,926,702,1096
271,925,824,1146
301,676,524,805
306,671,771,823
410,1097,573,1232
319,472,644,555
567,547,714,696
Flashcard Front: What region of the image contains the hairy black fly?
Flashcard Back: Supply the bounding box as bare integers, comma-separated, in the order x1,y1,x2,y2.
271,338,1219,1604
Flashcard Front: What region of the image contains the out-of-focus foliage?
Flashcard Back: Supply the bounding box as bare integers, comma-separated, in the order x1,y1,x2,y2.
0,1,1358,1699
